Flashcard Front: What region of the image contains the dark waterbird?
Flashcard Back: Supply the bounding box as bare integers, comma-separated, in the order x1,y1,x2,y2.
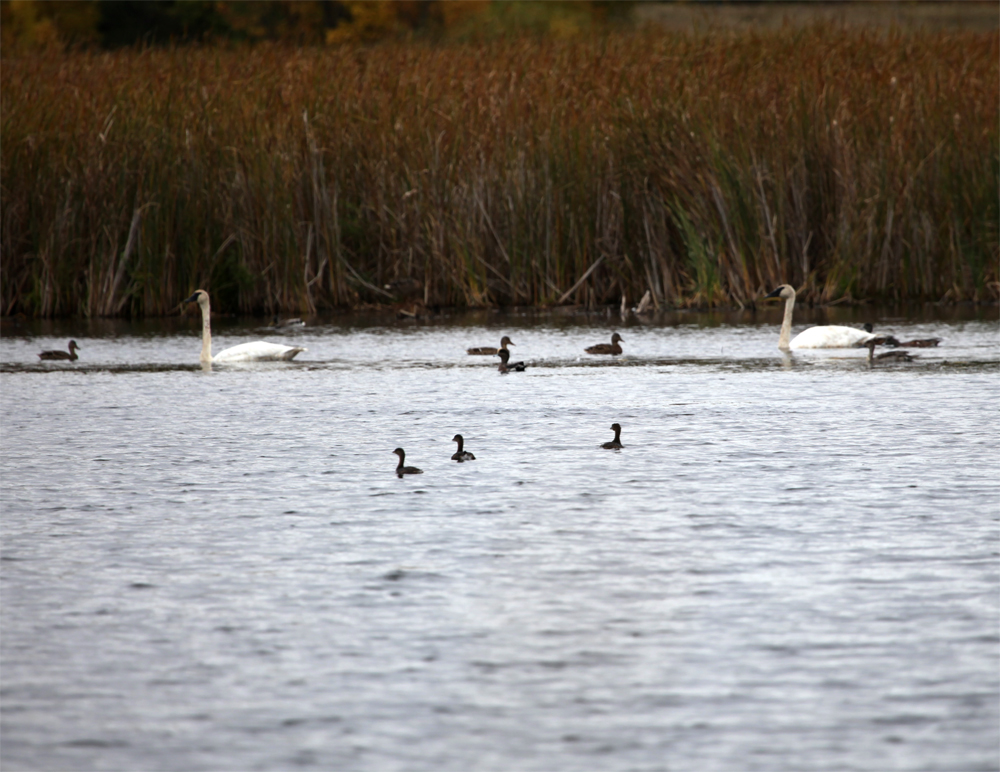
468,335,514,356
601,423,624,449
271,315,305,328
451,434,476,462
867,340,916,363
393,448,423,477
862,323,941,348
497,348,527,373
585,332,623,355
39,340,81,361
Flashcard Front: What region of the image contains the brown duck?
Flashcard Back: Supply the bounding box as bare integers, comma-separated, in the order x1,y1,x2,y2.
585,333,623,355
866,340,916,363
863,324,940,348
39,340,81,361
468,336,514,356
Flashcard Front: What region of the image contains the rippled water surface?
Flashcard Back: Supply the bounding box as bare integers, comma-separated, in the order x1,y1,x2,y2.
2,307,998,772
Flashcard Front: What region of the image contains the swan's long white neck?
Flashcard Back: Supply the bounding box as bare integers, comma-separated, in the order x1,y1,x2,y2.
197,295,213,363
778,292,795,351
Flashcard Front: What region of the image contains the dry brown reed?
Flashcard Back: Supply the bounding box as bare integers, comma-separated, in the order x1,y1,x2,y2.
2,26,997,317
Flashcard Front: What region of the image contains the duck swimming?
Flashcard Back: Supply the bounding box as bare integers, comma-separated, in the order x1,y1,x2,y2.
271,315,305,328
451,434,476,462
38,340,80,361
393,448,423,476
601,423,624,449
184,290,306,363
861,323,940,348
468,336,513,356
585,332,623,355
866,340,916,363
497,348,527,373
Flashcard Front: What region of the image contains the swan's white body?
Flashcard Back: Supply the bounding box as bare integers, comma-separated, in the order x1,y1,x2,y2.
185,290,305,363
211,340,304,363
766,284,878,351
789,325,874,349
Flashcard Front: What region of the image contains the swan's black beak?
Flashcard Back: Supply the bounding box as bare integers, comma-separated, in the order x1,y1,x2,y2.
764,287,783,299
183,292,199,304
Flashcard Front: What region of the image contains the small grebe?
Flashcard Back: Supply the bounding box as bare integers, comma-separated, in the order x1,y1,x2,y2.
393,448,423,476
451,434,476,462
601,423,624,449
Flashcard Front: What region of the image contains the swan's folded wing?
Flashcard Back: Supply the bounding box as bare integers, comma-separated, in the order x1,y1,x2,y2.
789,325,873,349
213,341,306,362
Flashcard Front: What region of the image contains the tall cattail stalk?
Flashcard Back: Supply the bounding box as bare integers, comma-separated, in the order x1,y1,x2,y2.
2,27,997,317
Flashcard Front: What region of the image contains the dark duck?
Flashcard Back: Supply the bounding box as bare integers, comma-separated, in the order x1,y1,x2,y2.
585,332,623,355
468,336,514,356
39,340,81,361
496,348,526,373
866,340,916,363
271,315,305,328
392,448,423,477
863,323,940,348
601,423,624,449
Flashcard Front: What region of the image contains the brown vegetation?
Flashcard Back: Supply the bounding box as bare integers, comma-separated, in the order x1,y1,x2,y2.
1,26,997,317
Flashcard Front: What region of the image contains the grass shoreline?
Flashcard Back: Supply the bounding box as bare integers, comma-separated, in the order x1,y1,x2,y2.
2,27,997,318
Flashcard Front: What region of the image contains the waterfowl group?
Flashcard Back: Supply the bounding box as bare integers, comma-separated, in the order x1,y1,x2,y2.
465,329,632,372
394,424,620,476
468,336,513,356
764,285,884,349
862,323,941,349
39,340,81,361
764,284,940,355
184,290,306,363
37,287,937,371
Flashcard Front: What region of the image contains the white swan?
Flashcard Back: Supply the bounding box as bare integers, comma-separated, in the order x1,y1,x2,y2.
184,290,306,363
765,284,882,350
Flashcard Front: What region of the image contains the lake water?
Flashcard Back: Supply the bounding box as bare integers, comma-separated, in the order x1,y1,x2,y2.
2,304,998,772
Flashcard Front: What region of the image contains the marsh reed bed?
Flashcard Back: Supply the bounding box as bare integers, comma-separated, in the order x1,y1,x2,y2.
2,27,997,317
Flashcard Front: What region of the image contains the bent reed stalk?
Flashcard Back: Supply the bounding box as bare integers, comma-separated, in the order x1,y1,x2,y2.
2,27,997,317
